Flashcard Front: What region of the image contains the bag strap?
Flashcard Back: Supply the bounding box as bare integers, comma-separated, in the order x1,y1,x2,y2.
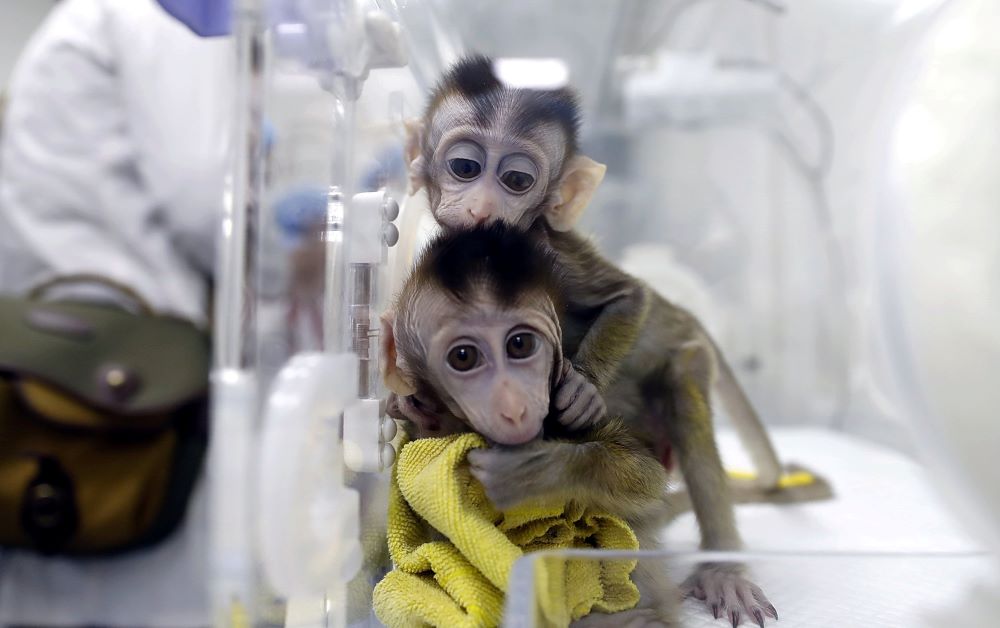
28,274,153,315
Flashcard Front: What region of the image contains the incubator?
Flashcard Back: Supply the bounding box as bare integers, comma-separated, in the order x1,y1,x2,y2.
208,0,1000,626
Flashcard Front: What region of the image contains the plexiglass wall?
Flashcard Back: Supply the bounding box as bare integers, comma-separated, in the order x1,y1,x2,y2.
212,1,412,626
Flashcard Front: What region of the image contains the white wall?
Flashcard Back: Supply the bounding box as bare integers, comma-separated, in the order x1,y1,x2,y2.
0,0,54,89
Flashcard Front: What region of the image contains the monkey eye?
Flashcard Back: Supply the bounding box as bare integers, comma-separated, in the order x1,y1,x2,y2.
499,170,536,193
448,158,482,180
497,154,539,194
447,345,481,372
506,332,538,359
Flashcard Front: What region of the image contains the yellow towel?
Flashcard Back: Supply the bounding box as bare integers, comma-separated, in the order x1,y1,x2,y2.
373,433,640,628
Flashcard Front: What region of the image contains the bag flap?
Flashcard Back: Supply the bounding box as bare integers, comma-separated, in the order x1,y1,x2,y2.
0,298,209,416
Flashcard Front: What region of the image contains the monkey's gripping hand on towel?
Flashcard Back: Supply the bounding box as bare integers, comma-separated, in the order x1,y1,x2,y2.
373,433,640,628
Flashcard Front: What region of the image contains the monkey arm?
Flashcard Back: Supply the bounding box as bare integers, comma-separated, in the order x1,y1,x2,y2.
548,229,651,393
467,418,668,524
571,283,649,392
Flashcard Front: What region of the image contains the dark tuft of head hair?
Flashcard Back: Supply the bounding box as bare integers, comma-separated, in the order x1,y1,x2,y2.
442,54,504,99
416,222,562,307
428,54,582,157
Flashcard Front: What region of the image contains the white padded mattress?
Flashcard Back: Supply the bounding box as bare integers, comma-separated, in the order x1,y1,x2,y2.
667,428,996,627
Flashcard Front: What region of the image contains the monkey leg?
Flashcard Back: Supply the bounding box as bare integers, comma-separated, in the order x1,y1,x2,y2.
627,541,681,628
570,607,675,628
572,557,678,628
568,564,678,628
656,344,777,627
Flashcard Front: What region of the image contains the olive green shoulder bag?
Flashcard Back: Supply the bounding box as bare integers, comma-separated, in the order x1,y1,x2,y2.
0,276,209,555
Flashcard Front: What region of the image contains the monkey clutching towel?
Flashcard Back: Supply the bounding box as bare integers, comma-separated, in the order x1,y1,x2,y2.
373,432,641,628
380,224,678,626
391,54,830,625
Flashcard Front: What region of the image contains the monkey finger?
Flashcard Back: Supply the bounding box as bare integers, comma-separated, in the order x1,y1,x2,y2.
559,388,596,428
749,584,774,616
385,393,407,421
559,398,591,430
573,397,604,430
682,584,706,600
589,396,607,423
701,581,723,619
554,375,585,411
736,583,759,617
467,449,491,472
729,608,742,628
738,583,774,626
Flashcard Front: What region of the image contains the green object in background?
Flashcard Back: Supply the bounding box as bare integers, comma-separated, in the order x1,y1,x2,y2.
0,297,209,555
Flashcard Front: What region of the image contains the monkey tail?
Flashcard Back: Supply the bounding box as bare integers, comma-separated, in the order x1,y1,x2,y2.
705,334,783,489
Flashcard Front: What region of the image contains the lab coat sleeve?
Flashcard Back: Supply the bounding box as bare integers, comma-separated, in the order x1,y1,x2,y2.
0,0,231,323
108,0,233,275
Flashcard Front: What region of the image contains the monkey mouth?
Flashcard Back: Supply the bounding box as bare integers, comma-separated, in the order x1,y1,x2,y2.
486,424,544,448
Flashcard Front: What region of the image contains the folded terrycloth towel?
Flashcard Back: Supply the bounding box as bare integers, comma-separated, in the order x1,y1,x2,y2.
373,432,640,628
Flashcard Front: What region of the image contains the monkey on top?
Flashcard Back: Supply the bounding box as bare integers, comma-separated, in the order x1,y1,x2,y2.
390,55,779,627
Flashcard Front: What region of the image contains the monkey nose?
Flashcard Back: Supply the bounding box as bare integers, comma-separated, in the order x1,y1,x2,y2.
500,405,527,425
500,408,526,425
468,206,491,224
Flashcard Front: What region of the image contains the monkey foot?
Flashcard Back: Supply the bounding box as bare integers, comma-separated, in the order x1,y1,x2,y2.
681,563,776,627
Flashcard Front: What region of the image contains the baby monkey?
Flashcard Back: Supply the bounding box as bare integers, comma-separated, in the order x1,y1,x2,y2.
381,223,678,627
403,56,778,626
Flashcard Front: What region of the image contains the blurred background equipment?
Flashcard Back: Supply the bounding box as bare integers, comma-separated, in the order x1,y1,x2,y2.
1,0,999,627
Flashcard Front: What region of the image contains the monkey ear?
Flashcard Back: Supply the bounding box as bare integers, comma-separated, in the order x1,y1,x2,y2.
379,311,417,396
404,118,426,194
546,155,607,232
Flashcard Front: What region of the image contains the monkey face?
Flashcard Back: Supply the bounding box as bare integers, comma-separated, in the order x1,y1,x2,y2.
423,297,558,446
424,98,568,231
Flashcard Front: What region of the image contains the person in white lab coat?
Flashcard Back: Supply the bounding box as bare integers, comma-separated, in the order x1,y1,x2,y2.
0,0,230,625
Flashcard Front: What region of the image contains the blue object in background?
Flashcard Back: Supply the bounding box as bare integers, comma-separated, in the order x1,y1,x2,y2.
155,0,232,37
360,143,407,192
274,185,329,241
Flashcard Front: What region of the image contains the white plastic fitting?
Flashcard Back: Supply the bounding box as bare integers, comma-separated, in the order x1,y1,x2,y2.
350,190,400,263
343,398,397,472
256,352,363,597
349,191,385,264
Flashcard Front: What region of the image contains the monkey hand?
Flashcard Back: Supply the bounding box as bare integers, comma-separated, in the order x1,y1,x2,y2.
553,362,606,431
682,562,776,628
468,444,559,511
387,391,465,439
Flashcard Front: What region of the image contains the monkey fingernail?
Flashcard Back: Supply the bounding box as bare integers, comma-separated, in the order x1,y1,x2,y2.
753,609,765,627
712,604,721,619
765,604,778,620
730,609,741,628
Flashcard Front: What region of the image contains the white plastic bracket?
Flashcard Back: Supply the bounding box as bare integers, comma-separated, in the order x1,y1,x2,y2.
349,190,400,264
256,352,363,597
344,398,398,472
